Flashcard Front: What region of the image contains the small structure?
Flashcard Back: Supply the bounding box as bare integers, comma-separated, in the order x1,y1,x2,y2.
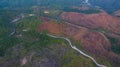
16,34,22,38
21,57,27,66
22,29,28,32
81,0,91,6
29,14,35,17
44,10,49,14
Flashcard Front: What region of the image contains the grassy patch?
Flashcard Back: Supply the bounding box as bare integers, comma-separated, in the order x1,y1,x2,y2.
39,9,62,18
17,16,43,31
62,49,95,67
20,31,66,51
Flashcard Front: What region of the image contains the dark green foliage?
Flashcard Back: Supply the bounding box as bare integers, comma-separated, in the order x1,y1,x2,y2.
63,7,101,14
112,46,120,54
0,26,11,40
108,37,116,45
0,9,20,23
0,0,37,9
0,9,21,40
107,37,120,54
0,36,19,56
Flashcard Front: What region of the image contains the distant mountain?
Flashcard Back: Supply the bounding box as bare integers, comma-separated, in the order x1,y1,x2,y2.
0,0,120,12
90,0,120,13
0,0,37,8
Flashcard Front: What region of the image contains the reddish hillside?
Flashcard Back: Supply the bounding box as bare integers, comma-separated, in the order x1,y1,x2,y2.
37,22,62,35
38,22,120,66
60,12,120,34
38,22,111,53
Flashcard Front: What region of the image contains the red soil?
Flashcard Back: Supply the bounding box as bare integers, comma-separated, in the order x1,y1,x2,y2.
37,22,63,35
60,12,120,34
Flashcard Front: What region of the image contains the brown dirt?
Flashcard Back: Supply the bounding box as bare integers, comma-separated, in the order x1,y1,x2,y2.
37,22,63,35
60,12,120,34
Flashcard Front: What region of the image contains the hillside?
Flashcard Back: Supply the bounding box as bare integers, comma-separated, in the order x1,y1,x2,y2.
38,21,120,66
60,11,120,35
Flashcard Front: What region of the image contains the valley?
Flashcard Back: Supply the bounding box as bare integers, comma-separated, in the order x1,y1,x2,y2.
0,0,120,67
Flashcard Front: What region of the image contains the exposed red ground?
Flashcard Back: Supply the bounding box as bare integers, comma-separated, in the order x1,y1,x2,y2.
60,11,120,34
37,22,62,35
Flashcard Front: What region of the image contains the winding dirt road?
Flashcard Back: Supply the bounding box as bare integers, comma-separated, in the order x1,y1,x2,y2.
47,34,107,67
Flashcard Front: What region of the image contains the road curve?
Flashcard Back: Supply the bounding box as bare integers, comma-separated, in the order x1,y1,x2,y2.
9,14,25,36
47,34,107,67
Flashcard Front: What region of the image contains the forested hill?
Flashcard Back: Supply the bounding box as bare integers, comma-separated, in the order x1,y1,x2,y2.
0,0,120,12
90,0,120,13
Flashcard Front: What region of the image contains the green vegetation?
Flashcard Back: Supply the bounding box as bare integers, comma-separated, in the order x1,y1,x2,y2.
71,39,83,49
0,14,65,57
0,36,19,56
107,37,120,54
95,28,107,33
20,31,66,51
96,57,114,67
0,9,20,23
17,16,42,31
112,46,120,54
0,9,21,40
16,15,66,51
63,49,95,67
0,26,11,40
0,9,21,54
38,9,62,18
63,7,101,14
